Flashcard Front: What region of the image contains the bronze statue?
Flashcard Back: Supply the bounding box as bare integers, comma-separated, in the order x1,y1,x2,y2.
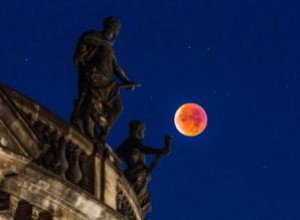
71,17,140,141
116,120,173,214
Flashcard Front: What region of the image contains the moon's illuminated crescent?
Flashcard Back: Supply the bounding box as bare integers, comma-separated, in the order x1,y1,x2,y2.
174,103,207,137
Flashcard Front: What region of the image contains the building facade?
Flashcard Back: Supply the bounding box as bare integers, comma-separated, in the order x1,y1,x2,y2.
0,84,143,220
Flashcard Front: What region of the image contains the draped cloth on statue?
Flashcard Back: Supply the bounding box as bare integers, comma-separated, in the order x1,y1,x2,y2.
125,163,151,213
71,30,123,138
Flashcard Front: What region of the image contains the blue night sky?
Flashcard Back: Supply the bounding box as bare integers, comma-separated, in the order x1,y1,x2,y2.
1,0,300,219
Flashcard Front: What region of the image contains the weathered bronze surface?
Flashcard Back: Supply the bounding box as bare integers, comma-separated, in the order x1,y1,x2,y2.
71,17,140,142
116,120,172,214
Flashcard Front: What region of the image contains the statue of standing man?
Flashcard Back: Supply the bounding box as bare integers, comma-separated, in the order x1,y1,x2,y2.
71,17,140,142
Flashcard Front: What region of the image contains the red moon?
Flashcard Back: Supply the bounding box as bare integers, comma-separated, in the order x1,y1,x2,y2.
174,103,207,137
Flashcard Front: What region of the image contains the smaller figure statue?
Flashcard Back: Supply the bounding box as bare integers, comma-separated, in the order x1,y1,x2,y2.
116,120,173,214
71,17,140,142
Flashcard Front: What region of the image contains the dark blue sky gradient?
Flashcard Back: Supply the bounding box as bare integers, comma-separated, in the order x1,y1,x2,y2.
1,1,300,219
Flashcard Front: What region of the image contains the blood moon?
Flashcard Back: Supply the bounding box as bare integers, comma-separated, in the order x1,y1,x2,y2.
174,103,207,137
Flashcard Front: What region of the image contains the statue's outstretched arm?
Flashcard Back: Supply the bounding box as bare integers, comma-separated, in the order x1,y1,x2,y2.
113,55,131,83
138,144,163,155
140,135,173,156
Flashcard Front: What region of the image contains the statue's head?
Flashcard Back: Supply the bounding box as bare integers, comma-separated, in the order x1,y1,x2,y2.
129,120,145,140
103,16,122,39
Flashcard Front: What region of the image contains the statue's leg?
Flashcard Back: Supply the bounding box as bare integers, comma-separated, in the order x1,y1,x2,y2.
78,71,88,97
83,111,96,140
129,168,152,214
70,100,85,133
137,173,152,214
98,94,123,141
71,79,89,134
106,94,123,131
